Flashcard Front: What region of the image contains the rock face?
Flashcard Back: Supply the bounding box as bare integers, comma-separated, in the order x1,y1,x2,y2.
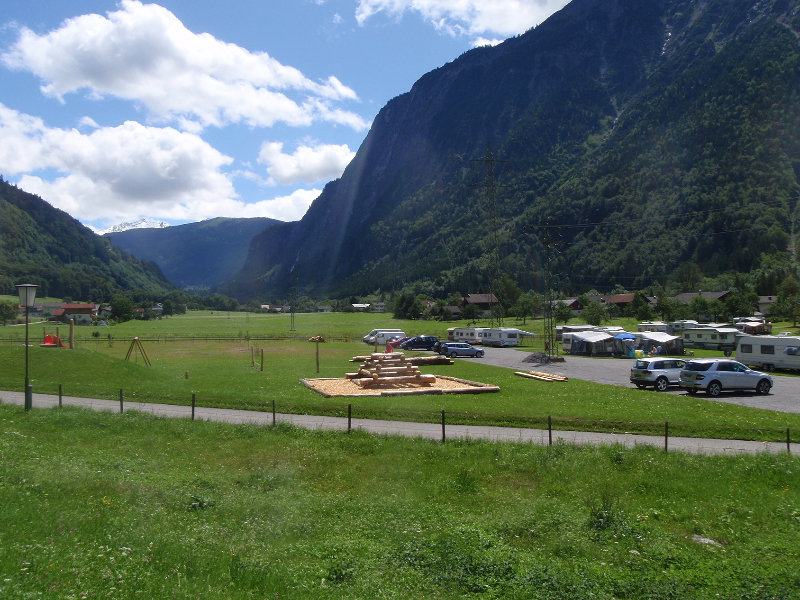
226,0,800,299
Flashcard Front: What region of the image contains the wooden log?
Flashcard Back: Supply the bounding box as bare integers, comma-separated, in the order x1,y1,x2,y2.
514,371,568,382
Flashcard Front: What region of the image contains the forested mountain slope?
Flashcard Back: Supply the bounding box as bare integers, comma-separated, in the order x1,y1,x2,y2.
0,179,174,300
106,217,279,289
226,0,800,299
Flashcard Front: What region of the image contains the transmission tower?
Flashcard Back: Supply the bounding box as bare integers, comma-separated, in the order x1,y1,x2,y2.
471,144,508,327
525,220,568,359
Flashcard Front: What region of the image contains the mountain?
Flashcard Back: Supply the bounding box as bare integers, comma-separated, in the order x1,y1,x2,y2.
225,0,800,300
95,218,170,235
105,217,279,289
0,178,175,299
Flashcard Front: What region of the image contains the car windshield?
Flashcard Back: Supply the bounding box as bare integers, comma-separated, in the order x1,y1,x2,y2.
684,362,713,371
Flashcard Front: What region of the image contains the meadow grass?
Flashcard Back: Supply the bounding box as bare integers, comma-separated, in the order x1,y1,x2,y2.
2,312,800,441
0,403,798,599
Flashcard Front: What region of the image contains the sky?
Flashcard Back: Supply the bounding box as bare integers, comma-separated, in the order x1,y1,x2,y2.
0,0,571,232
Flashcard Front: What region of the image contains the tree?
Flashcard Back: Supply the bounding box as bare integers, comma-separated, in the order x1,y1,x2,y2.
511,294,536,324
492,274,521,312
582,301,608,326
688,295,709,321
110,296,134,322
462,302,482,321
554,301,573,325
708,299,726,322
0,300,17,325
776,276,800,326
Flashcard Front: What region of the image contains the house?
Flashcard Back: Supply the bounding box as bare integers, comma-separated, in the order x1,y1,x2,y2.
465,293,499,312
352,303,371,311
758,296,776,315
672,291,732,304
317,305,332,313
61,303,95,325
37,302,64,317
553,298,584,316
443,305,462,319
371,302,386,313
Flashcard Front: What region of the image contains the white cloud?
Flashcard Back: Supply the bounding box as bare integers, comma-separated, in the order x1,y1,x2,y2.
355,0,570,38
2,0,369,131
0,102,240,223
258,141,355,185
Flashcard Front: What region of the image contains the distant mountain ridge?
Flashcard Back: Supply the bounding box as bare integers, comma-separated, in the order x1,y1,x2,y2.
0,179,174,299
96,218,170,235
224,0,800,300
105,217,280,289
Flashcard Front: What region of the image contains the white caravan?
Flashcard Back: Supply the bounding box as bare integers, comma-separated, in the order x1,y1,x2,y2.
736,335,800,371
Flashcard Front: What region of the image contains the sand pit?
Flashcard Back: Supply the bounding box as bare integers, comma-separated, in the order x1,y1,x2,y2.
301,375,500,397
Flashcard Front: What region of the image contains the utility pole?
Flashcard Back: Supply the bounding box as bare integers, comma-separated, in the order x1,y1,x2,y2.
289,278,298,332
471,144,509,327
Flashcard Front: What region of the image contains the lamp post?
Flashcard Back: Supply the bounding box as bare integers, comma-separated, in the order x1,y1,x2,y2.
16,284,37,411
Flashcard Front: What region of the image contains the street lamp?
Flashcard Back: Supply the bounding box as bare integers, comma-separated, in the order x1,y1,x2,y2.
16,284,37,411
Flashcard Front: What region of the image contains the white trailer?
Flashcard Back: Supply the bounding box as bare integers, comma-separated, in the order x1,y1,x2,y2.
679,327,739,353
475,327,526,347
736,335,800,371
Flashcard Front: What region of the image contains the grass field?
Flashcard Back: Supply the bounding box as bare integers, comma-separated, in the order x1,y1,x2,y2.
0,403,798,599
1,312,800,442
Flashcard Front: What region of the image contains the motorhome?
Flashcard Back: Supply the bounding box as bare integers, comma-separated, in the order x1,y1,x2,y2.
736,335,800,371
450,327,533,347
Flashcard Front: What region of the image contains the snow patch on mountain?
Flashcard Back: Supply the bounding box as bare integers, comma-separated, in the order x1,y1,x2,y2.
97,218,170,235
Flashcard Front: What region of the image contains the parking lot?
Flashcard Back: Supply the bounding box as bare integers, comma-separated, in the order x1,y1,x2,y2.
475,347,800,414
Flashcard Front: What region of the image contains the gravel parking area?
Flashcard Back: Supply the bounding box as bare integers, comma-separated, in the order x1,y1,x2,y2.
472,347,800,414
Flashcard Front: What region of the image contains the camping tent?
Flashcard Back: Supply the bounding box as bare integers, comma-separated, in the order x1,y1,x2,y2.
569,331,614,355
639,331,683,355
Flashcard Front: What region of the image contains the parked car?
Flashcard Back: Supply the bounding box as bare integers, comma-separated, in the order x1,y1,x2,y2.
433,340,447,354
400,335,438,350
630,357,687,391
440,342,484,358
679,359,773,396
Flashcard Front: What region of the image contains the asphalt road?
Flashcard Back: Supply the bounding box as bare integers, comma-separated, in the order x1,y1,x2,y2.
470,347,800,414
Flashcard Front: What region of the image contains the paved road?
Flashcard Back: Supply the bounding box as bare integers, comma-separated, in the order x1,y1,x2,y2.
0,389,795,456
472,347,800,414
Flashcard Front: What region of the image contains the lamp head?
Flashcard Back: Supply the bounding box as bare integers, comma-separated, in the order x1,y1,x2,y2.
16,284,38,308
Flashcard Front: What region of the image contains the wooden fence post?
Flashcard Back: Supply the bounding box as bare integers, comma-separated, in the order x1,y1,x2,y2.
665,421,669,453
260,348,264,372
119,389,124,414
58,384,62,408
191,393,196,421
548,415,552,446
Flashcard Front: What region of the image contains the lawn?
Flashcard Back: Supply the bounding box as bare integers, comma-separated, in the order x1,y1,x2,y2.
2,311,800,442
0,403,798,599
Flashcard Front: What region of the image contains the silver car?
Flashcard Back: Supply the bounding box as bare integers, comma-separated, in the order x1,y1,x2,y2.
679,359,773,396
441,342,484,358
630,357,686,391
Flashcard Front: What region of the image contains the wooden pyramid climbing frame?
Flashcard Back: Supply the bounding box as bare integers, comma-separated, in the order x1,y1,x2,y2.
345,352,437,387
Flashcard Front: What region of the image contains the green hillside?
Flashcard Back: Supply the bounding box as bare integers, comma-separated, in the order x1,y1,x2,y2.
0,179,175,300
106,216,278,289
227,0,800,300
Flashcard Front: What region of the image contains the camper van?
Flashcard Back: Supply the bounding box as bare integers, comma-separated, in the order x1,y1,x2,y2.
736,335,800,371
476,327,522,347
451,327,480,344
680,327,739,353
362,329,404,345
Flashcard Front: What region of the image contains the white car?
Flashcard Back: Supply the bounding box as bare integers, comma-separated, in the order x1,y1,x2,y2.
630,357,686,391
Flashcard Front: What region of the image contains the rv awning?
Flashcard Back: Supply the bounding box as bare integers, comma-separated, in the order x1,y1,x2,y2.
572,331,613,343
640,332,679,343
613,333,637,339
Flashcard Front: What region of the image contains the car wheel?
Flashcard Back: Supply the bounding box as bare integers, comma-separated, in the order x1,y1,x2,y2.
706,381,722,397
449,352,458,358
476,351,484,358
654,377,669,392
756,379,771,395
763,363,775,372
687,388,698,395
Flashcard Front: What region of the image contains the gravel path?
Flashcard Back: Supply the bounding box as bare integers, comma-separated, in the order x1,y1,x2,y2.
0,389,795,456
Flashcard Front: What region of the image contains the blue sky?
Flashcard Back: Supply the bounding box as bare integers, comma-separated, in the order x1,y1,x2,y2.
0,0,570,231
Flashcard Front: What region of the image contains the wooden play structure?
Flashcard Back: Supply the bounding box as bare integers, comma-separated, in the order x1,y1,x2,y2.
346,352,436,387
124,337,151,367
